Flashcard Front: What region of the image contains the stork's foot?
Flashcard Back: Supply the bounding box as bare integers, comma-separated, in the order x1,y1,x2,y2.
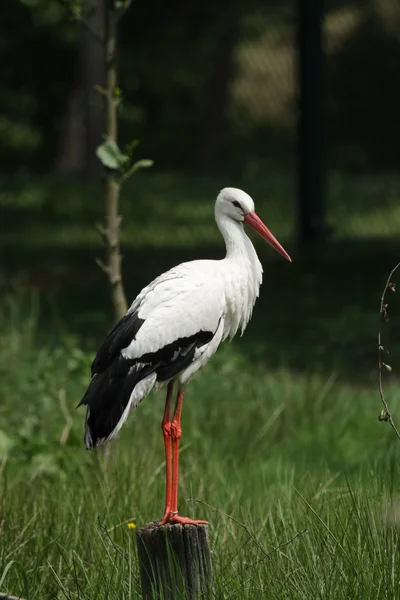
160,512,209,526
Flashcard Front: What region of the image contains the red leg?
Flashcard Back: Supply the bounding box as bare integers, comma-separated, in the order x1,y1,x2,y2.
160,381,174,525
162,385,208,526
170,385,184,515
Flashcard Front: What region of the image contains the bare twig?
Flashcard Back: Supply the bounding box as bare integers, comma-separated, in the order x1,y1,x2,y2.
378,262,400,440
114,0,132,22
97,516,140,586
95,257,111,275
188,499,307,588
59,389,73,445
57,0,104,45
0,593,26,600
267,528,308,557
294,487,358,576
74,10,104,45
60,0,128,321
96,222,109,243
225,528,308,586
101,7,128,321
189,499,306,559
106,517,137,532
187,498,270,557
97,515,128,562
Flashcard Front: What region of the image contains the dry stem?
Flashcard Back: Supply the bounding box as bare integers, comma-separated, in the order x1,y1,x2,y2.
101,4,128,321
58,0,104,45
59,388,73,445
188,498,307,561
59,0,128,322
97,515,129,563
378,262,400,440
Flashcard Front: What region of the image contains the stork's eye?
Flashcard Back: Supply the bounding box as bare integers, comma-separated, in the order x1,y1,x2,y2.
232,200,242,210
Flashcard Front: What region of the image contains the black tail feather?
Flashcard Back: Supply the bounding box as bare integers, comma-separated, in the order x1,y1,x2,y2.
79,328,216,448
79,357,157,448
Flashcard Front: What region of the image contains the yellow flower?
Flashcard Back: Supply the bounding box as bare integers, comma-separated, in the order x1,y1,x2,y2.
127,522,136,529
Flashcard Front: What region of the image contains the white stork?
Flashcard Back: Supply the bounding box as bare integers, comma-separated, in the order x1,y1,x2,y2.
79,188,291,526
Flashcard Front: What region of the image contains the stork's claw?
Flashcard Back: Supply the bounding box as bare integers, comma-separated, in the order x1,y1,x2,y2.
160,513,209,526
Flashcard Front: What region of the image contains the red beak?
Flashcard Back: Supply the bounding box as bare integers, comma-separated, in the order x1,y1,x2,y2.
243,212,292,262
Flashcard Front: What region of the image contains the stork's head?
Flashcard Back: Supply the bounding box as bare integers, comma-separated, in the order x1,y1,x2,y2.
216,187,292,262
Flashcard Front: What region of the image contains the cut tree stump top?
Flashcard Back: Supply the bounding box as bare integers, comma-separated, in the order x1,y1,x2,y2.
137,522,213,600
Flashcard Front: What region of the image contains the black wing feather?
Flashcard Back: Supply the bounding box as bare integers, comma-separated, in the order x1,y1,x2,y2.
79,328,214,448
91,310,144,375
149,331,213,382
82,358,158,446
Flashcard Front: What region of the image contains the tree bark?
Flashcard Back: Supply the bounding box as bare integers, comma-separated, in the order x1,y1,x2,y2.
82,0,105,179
57,0,129,319
137,523,213,600
57,0,105,177
100,0,128,320
56,55,86,173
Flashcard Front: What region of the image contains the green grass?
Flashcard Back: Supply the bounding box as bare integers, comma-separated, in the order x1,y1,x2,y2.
2,170,400,598
1,294,400,599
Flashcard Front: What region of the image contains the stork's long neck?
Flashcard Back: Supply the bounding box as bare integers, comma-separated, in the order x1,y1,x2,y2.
216,213,263,337
216,213,256,262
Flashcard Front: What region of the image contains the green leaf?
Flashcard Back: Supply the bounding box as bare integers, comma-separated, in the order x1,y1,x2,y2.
72,1,83,18
0,560,16,589
132,159,153,171
123,158,154,180
96,140,129,170
113,86,123,107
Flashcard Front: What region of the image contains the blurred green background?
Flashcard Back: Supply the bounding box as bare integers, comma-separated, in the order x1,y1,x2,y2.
2,0,400,598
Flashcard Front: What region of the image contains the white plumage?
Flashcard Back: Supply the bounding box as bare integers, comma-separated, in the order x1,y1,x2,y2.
122,189,263,371
79,187,291,525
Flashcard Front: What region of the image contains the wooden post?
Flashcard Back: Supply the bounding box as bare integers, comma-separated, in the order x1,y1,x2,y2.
137,523,213,600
